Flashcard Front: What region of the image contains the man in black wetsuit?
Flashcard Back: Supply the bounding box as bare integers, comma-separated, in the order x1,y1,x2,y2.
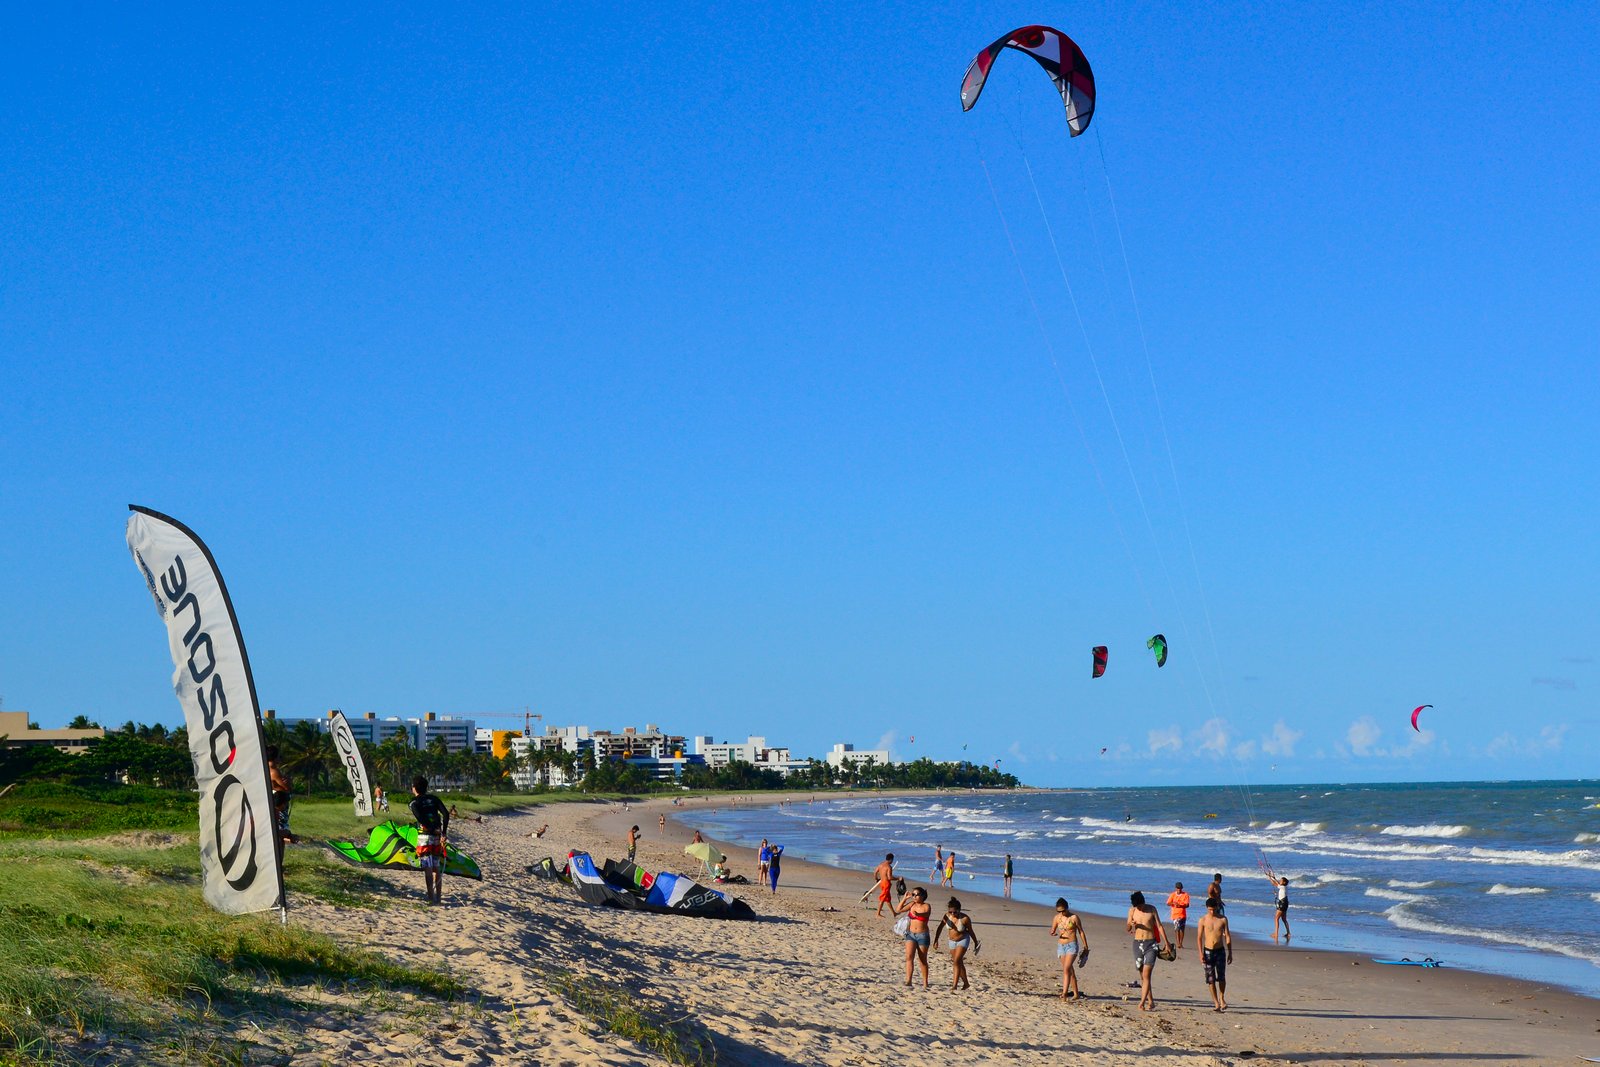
409,776,450,905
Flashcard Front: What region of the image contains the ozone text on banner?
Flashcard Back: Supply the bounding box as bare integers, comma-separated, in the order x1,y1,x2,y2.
328,710,373,817
126,506,286,916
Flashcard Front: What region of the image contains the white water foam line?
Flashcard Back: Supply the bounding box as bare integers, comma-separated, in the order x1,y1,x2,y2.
1380,824,1472,839
1486,884,1548,895
1384,902,1600,966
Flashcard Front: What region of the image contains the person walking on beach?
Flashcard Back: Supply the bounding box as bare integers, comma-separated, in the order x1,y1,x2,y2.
896,887,933,988
758,838,771,885
869,854,897,917
1197,896,1233,1011
1266,871,1291,942
1166,881,1191,949
766,844,783,893
627,825,640,863
942,851,956,887
931,846,944,882
1208,872,1225,914
1126,890,1168,1011
1050,898,1088,1000
409,776,450,905
1003,854,1014,898
933,898,980,991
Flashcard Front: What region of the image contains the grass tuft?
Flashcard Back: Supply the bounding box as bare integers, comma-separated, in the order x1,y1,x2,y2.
549,971,716,1066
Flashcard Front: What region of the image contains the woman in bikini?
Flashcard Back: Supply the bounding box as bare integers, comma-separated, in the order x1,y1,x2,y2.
895,887,933,988
933,898,980,991
1050,898,1088,1000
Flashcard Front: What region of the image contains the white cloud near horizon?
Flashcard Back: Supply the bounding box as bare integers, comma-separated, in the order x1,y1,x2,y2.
1261,720,1303,758
1485,724,1568,758
1148,726,1182,754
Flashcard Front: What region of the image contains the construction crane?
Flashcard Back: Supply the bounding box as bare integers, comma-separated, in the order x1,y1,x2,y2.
469,709,544,736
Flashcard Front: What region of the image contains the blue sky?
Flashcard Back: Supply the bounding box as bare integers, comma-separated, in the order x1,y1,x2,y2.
2,3,1596,787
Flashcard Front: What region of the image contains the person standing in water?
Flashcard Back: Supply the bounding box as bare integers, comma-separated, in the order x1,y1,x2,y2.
933,897,980,991
409,776,450,906
1266,871,1291,942
1049,898,1088,1000
896,887,933,988
1125,890,1168,1011
1002,854,1014,898
1197,896,1233,1011
1166,881,1191,949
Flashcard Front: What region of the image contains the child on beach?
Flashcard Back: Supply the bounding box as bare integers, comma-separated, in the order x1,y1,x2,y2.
409,776,450,905
1197,896,1233,1011
869,854,896,917
933,898,980,991
942,852,956,887
1003,854,1014,898
758,838,771,884
1166,882,1191,949
896,887,933,988
1049,898,1087,1000
1126,890,1169,1011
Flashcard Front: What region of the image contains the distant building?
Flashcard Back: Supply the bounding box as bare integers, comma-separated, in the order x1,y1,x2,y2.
0,711,104,754
264,710,478,753
694,735,808,777
824,742,891,771
592,724,688,761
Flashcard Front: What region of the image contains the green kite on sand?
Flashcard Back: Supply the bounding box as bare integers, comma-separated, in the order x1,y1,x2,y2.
326,820,483,880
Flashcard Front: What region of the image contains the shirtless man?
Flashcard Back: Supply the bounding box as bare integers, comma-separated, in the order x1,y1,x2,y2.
871,853,897,917
1196,896,1233,1011
1207,872,1225,915
1125,890,1168,1011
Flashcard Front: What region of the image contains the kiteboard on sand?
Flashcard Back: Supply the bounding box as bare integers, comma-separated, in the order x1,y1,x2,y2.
1372,957,1442,967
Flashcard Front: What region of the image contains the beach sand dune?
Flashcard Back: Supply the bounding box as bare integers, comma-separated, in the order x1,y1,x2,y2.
287,795,1598,1066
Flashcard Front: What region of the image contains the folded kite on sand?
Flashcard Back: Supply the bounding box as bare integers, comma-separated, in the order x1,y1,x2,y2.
326,820,483,880
565,851,756,920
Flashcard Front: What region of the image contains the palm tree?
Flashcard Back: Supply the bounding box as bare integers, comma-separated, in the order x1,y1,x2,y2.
281,720,336,794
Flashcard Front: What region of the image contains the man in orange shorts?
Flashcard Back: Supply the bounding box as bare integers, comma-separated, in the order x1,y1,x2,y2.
872,854,896,917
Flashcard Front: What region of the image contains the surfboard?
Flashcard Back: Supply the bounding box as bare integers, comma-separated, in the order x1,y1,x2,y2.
1372,957,1442,967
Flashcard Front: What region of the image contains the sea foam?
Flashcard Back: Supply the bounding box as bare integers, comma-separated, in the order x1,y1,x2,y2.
1487,884,1548,896
1381,823,1471,838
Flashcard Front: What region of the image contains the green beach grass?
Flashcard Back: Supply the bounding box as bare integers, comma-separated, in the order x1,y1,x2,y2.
0,787,493,1065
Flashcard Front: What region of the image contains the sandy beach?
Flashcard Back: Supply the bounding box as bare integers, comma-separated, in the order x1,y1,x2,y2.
270,791,1600,1066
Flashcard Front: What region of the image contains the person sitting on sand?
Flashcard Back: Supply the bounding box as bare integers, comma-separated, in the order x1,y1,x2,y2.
1197,896,1233,1011
933,897,980,991
896,887,933,989
409,776,450,906
1167,882,1191,949
1050,898,1088,1000
1126,890,1168,1011
447,804,484,824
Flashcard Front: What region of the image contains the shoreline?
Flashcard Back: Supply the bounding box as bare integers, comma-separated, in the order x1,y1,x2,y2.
585,790,1600,1065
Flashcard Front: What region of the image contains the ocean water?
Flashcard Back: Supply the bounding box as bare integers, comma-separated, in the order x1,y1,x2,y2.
690,780,1600,998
